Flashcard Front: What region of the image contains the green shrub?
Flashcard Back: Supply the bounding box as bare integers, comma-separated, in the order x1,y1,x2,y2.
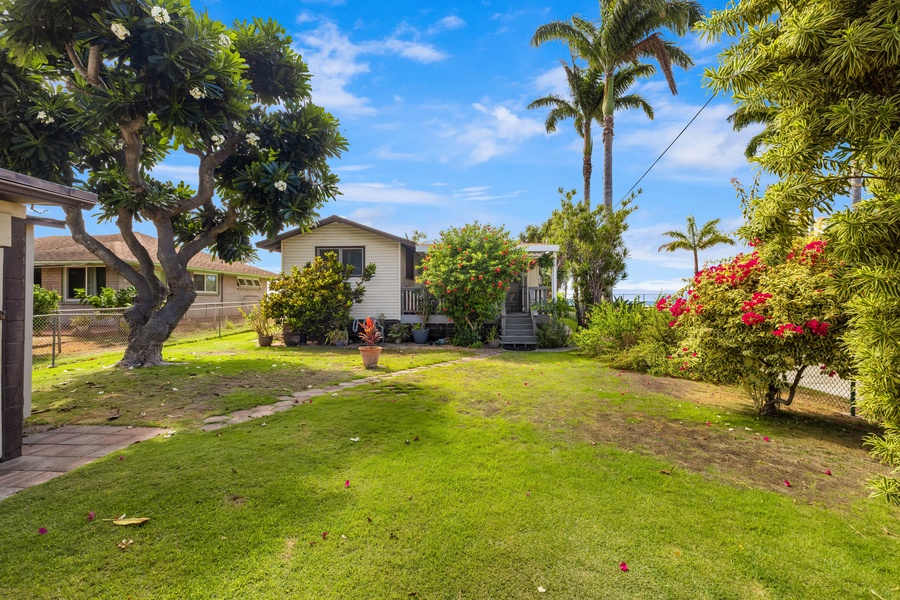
537,319,570,348
33,284,61,315
572,299,651,358
75,286,136,309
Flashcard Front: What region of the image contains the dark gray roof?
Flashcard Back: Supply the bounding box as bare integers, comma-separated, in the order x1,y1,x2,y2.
0,169,96,209
257,215,416,252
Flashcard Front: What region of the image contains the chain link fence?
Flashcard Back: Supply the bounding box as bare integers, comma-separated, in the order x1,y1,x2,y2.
33,301,256,366
791,368,856,414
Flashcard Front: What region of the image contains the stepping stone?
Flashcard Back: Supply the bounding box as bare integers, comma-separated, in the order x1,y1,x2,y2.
203,415,230,424
228,415,253,425
201,423,228,432
249,408,274,418
276,396,294,401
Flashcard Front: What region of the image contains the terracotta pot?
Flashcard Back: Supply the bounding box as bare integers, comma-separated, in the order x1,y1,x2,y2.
258,335,274,347
359,345,383,368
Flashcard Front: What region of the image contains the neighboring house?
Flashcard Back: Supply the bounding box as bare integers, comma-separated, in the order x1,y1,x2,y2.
257,215,558,348
0,169,97,461
34,233,276,314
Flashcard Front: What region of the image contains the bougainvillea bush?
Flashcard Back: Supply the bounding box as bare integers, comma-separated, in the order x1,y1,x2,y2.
421,223,531,346
659,238,851,414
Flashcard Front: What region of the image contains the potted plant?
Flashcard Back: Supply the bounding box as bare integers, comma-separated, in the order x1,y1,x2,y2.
358,316,383,368
240,304,276,347
386,322,411,344
412,289,434,344
483,325,501,349
282,318,306,347
325,326,349,346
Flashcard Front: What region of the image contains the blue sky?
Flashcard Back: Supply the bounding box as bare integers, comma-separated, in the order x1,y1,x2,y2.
37,0,767,294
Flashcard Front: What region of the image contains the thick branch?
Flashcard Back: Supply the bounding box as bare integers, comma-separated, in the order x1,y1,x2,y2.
781,365,808,407
64,207,154,300
120,118,150,195
116,209,165,299
63,43,108,91
165,135,243,218
177,205,239,263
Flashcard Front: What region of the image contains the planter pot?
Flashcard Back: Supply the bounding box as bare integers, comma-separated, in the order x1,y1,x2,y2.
533,314,551,325
258,335,274,347
359,345,383,368
485,340,500,349
283,332,306,347
412,328,430,344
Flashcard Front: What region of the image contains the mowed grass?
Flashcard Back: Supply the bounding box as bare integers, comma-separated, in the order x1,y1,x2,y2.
27,334,475,430
3,350,899,598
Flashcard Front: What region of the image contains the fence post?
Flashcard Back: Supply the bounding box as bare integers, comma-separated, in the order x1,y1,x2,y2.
51,314,57,368
218,305,223,338
850,380,856,417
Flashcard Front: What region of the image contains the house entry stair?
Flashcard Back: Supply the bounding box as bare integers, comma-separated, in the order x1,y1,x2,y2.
502,312,537,350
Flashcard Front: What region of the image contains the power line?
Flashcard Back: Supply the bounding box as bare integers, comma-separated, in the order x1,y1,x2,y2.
618,95,715,203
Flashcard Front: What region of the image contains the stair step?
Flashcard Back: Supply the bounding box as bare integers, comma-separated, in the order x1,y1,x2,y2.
501,337,537,343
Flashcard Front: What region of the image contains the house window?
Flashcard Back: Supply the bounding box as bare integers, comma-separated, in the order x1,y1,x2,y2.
65,267,106,300
237,277,262,289
193,273,219,294
316,247,365,277
34,268,42,287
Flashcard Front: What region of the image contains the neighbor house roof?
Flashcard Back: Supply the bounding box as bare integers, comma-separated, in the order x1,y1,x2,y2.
35,232,276,278
256,215,416,252
0,168,96,209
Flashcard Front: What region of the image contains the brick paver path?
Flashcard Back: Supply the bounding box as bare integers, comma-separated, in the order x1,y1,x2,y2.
0,425,166,500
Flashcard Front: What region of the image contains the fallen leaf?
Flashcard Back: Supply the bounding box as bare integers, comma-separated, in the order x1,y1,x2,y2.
112,517,150,526
537,587,546,593
116,539,134,549
341,534,347,540
659,470,671,475
389,532,398,539
350,437,360,442
367,516,372,523
414,436,419,442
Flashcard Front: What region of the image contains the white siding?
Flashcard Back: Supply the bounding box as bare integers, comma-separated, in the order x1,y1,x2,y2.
280,222,401,320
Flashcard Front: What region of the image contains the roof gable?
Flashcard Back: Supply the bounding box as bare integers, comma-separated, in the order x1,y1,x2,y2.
257,215,415,252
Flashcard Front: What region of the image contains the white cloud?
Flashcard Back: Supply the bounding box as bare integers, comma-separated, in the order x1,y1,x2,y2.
614,278,687,294
345,207,389,224
151,163,199,187
428,16,466,34
533,65,569,98
295,21,449,117
455,103,546,164
339,182,443,205
374,146,420,161
334,164,374,172
624,223,745,271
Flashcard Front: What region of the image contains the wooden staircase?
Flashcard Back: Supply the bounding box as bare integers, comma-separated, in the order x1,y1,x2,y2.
501,312,537,350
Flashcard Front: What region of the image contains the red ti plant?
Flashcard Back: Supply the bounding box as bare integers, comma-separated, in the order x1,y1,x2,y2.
358,317,383,346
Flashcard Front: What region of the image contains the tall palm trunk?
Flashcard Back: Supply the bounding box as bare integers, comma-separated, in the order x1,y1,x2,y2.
602,113,614,212
582,119,592,209
693,249,699,275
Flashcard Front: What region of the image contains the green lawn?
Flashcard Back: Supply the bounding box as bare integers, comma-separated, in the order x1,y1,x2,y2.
28,334,475,430
5,344,900,598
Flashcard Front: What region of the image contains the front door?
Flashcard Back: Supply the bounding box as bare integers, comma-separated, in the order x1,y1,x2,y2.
505,280,522,313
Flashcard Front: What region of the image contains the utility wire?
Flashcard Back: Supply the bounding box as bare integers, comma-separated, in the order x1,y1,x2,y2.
617,95,715,204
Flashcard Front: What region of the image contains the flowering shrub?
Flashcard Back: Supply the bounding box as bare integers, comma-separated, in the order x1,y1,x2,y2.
660,238,850,414
421,222,530,346
262,253,375,343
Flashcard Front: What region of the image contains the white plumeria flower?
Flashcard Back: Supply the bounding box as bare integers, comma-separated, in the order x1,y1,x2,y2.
350,437,360,442
189,87,206,100
36,111,54,124
151,6,170,24
245,132,260,147
219,33,231,47
111,22,130,40
232,121,242,132
211,134,225,145
274,180,287,192
114,140,125,150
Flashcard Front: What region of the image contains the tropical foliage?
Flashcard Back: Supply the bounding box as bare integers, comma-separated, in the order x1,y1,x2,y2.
421,223,530,346
33,285,61,316
75,286,136,309
262,254,374,344
0,2,346,366
532,0,702,210
658,215,735,274
661,240,850,415
699,0,900,502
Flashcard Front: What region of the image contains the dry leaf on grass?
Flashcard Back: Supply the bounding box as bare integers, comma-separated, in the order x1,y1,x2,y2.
116,539,134,549
112,517,150,526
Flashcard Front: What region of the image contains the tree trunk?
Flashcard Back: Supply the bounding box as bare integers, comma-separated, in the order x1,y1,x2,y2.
583,120,592,210
120,275,197,367
602,113,614,212
758,367,807,416
693,250,699,275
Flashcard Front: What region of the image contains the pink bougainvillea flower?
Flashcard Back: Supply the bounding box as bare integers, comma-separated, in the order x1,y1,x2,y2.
118,456,124,461
784,480,792,488
825,470,832,476
87,511,96,522
38,527,47,535
705,422,711,426
619,562,629,572
344,480,350,488
322,531,328,539
763,437,770,442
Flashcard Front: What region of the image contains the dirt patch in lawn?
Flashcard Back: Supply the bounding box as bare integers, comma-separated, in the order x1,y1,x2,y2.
576,371,889,506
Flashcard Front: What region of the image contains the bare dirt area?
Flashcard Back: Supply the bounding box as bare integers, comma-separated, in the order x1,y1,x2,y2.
580,370,889,507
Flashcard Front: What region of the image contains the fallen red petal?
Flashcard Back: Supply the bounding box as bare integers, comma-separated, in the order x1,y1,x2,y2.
784,480,792,487
825,470,832,476
619,562,629,572
344,480,350,488
322,531,328,539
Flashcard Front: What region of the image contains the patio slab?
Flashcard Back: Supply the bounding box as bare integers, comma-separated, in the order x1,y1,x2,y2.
0,425,166,501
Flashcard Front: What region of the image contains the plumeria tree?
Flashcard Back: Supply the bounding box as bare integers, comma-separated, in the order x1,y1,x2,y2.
659,238,850,415
421,223,531,346
0,1,346,366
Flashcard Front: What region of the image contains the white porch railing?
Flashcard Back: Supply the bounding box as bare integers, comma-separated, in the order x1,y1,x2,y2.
527,286,551,310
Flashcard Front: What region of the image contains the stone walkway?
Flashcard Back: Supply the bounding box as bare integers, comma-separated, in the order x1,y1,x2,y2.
0,425,167,500
200,353,495,432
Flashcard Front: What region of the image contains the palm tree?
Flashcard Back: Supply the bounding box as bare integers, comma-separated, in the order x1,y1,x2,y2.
532,0,702,211
658,216,735,275
527,60,654,209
